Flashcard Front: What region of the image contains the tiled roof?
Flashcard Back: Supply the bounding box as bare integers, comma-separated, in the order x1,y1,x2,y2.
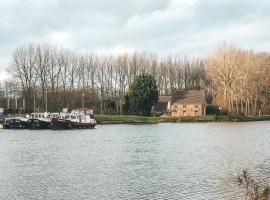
171,90,205,105
159,96,172,102
155,102,168,112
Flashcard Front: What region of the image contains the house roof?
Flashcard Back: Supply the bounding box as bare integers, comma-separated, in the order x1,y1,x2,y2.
171,90,205,105
159,96,172,102
155,102,168,112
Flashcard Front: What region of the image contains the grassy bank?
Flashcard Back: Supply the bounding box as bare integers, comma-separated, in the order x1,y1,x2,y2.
161,115,270,122
160,115,216,122
96,114,270,124
96,115,159,124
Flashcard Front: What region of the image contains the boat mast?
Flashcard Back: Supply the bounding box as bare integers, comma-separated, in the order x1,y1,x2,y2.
33,92,36,113
82,93,85,108
45,88,48,113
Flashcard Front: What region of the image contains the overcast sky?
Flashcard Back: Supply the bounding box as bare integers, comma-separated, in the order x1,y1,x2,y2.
0,0,270,78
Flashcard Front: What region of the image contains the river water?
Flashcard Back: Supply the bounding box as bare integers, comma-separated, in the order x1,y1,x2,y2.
0,122,270,200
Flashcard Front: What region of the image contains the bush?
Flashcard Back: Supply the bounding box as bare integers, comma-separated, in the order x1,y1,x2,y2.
236,169,270,200
206,105,220,115
206,105,228,115
103,99,117,114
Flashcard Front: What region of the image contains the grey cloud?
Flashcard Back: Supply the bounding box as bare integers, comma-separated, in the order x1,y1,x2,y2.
0,0,270,75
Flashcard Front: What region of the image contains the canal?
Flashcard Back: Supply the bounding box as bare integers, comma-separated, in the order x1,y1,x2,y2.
0,122,270,199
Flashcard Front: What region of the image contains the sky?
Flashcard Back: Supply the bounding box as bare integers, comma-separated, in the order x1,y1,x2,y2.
0,0,270,80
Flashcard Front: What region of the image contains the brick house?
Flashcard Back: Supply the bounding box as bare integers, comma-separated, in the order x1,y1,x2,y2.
156,90,206,116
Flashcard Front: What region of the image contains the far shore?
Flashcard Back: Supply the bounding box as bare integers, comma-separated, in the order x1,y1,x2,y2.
1,114,269,127
96,115,270,124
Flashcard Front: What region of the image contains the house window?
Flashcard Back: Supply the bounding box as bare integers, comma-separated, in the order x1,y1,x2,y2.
183,105,186,108
167,101,171,110
195,105,198,108
195,110,198,116
183,110,186,116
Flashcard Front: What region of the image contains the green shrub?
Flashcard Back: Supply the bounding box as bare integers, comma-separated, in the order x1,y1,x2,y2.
206,105,220,115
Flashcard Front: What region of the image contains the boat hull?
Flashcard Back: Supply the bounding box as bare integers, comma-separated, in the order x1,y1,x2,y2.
51,118,95,130
51,119,73,130
28,118,51,129
2,119,29,129
73,123,96,129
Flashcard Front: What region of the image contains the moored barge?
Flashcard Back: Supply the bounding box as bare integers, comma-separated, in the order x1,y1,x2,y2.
1,108,96,130
51,108,96,130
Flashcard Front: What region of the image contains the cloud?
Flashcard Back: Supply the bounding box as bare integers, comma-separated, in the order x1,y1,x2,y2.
0,71,11,82
0,0,270,73
43,31,74,49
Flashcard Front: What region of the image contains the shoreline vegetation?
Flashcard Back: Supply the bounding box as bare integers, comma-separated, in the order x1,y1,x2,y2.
1,115,269,126
96,115,270,124
236,169,270,200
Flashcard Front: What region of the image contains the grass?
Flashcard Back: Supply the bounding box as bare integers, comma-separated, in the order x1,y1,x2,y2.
96,114,270,124
168,115,270,122
215,115,270,122
160,115,220,122
96,115,160,124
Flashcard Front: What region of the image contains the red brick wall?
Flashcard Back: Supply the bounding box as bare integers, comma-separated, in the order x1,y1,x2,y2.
171,104,204,116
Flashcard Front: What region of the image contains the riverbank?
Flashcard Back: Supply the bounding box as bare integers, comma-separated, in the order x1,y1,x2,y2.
1,115,269,126
161,115,270,122
96,115,159,124
96,115,270,124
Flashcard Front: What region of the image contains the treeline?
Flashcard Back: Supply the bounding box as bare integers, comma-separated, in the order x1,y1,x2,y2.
207,44,270,115
1,43,270,115
3,44,206,114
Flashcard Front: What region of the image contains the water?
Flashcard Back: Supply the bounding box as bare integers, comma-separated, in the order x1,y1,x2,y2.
0,122,270,200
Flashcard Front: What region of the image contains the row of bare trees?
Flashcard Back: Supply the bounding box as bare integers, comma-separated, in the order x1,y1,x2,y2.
1,43,270,115
4,44,206,113
207,44,270,115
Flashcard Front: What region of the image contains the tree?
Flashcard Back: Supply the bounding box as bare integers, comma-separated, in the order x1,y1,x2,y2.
207,43,270,115
128,74,159,116
7,42,270,115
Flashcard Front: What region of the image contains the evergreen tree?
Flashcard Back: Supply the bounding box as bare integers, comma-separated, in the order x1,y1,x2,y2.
128,74,159,116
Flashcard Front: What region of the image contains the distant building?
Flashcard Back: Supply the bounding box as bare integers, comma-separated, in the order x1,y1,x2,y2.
156,90,206,116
